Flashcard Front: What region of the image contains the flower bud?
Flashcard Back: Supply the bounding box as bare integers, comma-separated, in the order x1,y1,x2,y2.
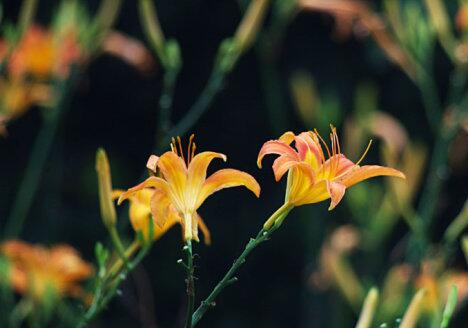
234,0,270,54
96,148,117,228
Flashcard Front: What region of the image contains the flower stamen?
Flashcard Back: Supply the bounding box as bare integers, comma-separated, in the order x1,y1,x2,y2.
314,128,331,158
176,136,186,164
187,134,195,163
355,139,373,166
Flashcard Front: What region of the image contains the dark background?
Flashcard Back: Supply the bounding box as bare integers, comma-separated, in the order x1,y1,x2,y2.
1,0,467,327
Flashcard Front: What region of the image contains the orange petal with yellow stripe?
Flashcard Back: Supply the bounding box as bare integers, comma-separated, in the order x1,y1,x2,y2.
117,176,170,205
157,151,188,192
197,168,260,208
187,151,227,190
340,165,406,187
257,140,299,168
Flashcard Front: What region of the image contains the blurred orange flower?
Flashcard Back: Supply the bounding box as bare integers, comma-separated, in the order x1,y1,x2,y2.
416,261,468,314
258,127,405,223
456,4,468,31
0,240,93,301
118,136,260,243
8,25,81,80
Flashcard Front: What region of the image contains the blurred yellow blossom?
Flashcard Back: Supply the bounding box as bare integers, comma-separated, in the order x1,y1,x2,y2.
118,136,260,243
0,240,93,301
0,79,52,134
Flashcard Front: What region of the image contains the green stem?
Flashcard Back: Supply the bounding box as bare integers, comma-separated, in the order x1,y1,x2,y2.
157,69,225,151
17,0,38,36
3,68,79,238
191,227,275,326
184,240,195,328
108,226,129,269
415,67,443,134
77,240,151,327
92,0,123,51
157,69,178,140
417,125,458,229
191,203,292,326
138,0,166,62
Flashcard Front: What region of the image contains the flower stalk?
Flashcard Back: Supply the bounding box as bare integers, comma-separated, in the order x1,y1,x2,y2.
3,67,79,238
184,240,195,328
191,206,290,326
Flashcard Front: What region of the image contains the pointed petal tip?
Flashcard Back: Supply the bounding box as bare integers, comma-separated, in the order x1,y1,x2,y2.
146,154,159,172
117,194,126,205
253,183,261,198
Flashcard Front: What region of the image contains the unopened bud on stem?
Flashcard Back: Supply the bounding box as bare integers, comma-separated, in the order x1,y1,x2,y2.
96,148,117,228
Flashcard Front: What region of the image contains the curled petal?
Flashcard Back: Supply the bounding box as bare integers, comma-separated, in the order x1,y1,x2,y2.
146,155,159,173
272,156,296,181
111,189,125,200
257,140,299,168
279,131,296,145
187,151,227,191
295,132,323,169
326,181,346,210
273,157,315,183
340,165,406,187
117,176,170,205
197,169,260,208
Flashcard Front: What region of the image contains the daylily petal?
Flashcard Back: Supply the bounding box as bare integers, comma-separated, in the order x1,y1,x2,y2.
318,154,355,180
197,168,260,208
197,213,212,245
279,131,296,145
117,176,170,205
157,151,188,201
153,212,180,241
187,151,227,206
295,132,323,169
339,165,406,187
286,164,316,205
295,179,330,206
326,181,346,210
191,213,199,242
272,155,298,181
146,154,159,173
257,140,299,168
129,191,153,237
111,189,125,200
150,189,173,228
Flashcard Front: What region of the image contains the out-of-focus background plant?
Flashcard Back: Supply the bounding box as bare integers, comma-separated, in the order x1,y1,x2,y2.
0,0,467,327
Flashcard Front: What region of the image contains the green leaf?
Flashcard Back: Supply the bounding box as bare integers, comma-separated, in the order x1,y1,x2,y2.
440,285,458,328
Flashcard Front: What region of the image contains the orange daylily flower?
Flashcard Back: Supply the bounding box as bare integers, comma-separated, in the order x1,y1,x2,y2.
0,240,93,301
118,136,260,242
257,127,405,223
